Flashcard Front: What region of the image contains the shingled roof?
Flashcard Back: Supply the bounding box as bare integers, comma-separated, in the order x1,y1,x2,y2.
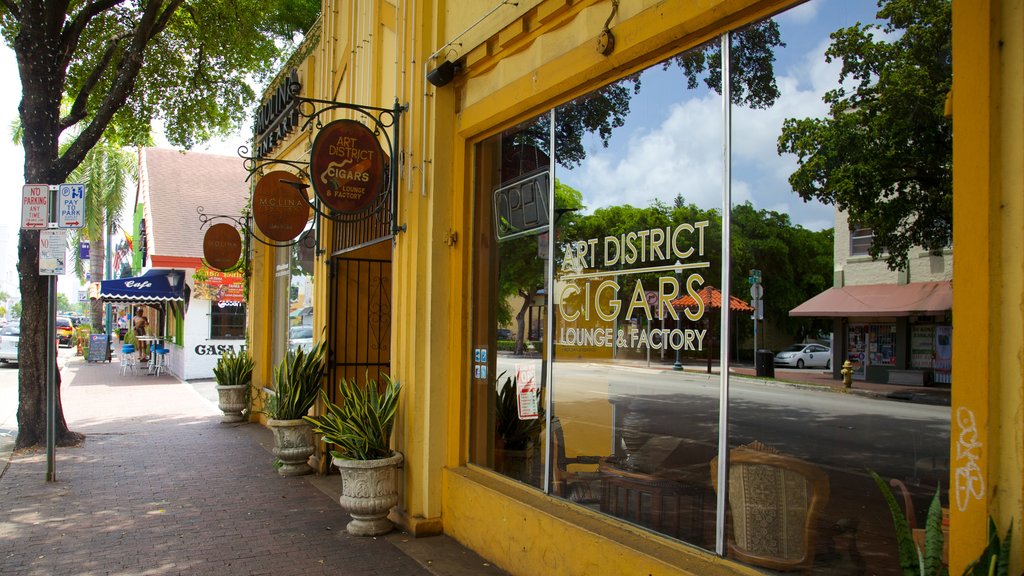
138,147,249,268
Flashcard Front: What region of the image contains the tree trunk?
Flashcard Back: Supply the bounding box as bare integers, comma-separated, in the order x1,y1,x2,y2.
16,230,82,449
514,291,532,356
89,223,105,330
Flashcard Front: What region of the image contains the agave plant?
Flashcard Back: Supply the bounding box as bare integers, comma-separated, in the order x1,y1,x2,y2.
212,347,255,387
304,373,401,461
263,340,326,420
870,470,948,576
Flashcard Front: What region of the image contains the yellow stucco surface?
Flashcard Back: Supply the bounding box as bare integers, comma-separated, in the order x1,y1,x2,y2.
244,0,1024,574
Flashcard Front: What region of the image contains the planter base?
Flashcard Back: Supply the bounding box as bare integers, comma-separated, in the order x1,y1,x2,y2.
267,419,314,476
216,385,248,423
334,452,403,536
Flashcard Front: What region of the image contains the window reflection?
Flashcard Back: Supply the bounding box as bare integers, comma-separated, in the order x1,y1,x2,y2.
471,0,951,572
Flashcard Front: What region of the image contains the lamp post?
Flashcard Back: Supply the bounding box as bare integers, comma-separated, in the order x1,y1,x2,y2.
673,266,683,371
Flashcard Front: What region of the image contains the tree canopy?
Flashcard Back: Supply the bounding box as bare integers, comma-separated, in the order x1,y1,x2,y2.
2,0,319,449
777,0,952,270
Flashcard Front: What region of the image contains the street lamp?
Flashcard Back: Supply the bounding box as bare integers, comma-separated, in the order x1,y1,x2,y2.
673,264,683,371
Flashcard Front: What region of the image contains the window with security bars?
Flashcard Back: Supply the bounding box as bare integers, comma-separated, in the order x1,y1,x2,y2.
210,303,246,339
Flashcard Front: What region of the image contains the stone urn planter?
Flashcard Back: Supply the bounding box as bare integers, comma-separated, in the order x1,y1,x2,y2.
334,451,403,536
267,418,314,476
216,385,248,423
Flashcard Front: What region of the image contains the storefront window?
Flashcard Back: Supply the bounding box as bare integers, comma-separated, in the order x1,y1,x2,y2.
471,0,951,572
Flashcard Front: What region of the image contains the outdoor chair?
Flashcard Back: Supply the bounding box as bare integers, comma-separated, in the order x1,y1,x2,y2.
711,441,830,572
549,416,602,504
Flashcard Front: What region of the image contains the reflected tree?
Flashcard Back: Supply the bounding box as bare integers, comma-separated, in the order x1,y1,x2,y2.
778,0,952,270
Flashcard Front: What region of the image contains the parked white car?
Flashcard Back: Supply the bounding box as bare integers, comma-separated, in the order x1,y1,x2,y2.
774,343,831,369
0,322,20,364
289,325,313,353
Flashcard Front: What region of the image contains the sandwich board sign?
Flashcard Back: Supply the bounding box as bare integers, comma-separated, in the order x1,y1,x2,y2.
58,184,85,228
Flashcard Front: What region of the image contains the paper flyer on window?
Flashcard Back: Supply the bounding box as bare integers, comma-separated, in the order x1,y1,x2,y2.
515,364,540,420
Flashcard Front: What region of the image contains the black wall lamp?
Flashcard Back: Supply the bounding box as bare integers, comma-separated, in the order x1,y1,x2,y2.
426,59,462,88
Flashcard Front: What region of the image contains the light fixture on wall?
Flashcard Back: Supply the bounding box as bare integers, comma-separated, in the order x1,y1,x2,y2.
426,59,462,88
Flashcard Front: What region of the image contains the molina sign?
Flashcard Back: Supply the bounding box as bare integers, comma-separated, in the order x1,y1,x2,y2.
203,223,242,271
253,170,311,241
309,119,385,213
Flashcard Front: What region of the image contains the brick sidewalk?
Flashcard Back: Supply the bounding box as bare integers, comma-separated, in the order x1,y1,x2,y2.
0,358,504,576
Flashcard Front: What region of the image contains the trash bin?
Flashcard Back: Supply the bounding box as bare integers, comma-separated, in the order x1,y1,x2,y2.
755,349,775,378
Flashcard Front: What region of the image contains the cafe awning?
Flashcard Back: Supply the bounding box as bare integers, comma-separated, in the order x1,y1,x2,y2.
789,281,952,318
95,269,187,303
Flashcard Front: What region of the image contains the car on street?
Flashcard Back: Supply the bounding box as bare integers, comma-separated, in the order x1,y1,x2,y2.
56,316,75,348
289,325,313,353
774,343,831,369
0,322,19,364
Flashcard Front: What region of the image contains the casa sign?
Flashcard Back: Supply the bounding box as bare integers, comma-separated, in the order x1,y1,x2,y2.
309,119,385,214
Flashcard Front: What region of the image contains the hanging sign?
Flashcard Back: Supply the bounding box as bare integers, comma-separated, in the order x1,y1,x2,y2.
21,184,49,229
202,223,242,271
252,170,311,241
58,183,86,228
309,119,385,213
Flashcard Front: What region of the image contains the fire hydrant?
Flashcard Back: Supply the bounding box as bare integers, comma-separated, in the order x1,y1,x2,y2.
841,360,854,389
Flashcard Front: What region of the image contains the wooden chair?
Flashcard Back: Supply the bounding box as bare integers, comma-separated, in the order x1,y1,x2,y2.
549,417,602,504
599,461,707,542
711,441,830,572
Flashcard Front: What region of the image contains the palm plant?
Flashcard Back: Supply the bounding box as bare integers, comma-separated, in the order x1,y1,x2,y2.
304,373,401,461
212,347,255,387
262,340,326,420
69,142,135,329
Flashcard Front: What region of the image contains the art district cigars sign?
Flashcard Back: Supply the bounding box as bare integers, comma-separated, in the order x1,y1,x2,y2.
557,221,712,353
309,119,385,213
253,170,311,241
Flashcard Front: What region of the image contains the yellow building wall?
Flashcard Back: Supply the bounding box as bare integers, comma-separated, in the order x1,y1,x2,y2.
246,0,1024,574
951,1,1024,573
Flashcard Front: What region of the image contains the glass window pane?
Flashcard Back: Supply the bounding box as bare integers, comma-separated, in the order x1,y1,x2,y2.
729,0,951,572
470,114,552,490
551,42,724,549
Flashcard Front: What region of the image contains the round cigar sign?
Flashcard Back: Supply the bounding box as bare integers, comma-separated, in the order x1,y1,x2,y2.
253,170,311,241
310,119,385,213
203,223,242,271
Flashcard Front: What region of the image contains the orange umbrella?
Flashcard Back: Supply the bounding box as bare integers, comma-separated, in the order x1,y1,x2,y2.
669,285,752,374
670,285,754,313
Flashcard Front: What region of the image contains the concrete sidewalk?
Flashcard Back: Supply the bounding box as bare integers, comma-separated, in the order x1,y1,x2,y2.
0,357,505,576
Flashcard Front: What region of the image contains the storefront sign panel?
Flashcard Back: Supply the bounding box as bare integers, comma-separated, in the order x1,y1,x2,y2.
554,221,712,356
309,119,385,214
253,170,311,241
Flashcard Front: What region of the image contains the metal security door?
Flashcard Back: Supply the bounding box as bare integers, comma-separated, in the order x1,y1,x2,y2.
327,256,392,403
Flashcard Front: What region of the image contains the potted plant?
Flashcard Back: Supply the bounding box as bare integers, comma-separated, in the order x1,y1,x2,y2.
212,347,254,423
262,340,326,476
494,371,544,481
304,372,402,536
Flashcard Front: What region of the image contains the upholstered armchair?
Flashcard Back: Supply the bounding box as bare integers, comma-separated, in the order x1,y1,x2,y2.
711,441,830,572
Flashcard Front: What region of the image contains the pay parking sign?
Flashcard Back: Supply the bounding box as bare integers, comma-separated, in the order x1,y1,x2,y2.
58,183,86,228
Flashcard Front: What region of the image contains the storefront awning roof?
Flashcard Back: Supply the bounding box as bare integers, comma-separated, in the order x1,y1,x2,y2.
790,281,952,318
96,269,187,303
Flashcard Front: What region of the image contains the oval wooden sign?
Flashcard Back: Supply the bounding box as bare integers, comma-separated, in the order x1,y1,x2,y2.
253,170,311,241
309,119,385,213
203,223,242,271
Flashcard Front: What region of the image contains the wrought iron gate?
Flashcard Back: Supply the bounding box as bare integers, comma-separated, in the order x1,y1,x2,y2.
327,255,392,402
